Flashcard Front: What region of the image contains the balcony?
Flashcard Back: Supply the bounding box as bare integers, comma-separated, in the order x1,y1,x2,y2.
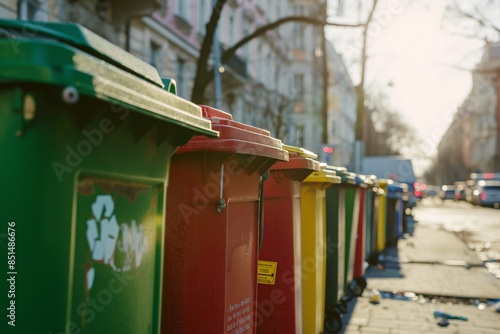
108,0,164,24
221,45,248,80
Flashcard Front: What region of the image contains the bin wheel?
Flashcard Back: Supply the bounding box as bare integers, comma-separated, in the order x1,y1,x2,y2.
324,309,342,333
335,300,348,314
343,287,354,301
348,277,367,297
350,283,363,297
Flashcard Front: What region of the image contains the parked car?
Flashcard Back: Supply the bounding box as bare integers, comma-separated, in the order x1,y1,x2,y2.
424,186,438,198
454,183,466,201
476,181,500,208
440,185,456,200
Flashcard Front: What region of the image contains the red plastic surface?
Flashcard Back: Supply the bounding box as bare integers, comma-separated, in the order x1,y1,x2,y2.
354,188,367,278
176,105,288,162
257,153,318,334
162,105,288,334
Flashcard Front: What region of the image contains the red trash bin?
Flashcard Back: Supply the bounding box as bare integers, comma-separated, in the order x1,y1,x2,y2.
352,176,369,292
257,145,319,334
162,106,288,334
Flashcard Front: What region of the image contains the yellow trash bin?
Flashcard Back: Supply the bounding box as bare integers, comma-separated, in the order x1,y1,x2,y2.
300,164,341,334
376,179,389,251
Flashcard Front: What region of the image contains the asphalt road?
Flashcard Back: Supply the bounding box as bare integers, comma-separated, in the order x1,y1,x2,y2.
414,197,500,279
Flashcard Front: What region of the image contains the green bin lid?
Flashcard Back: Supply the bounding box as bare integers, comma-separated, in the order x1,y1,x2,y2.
327,165,356,185
0,20,162,87
0,20,217,138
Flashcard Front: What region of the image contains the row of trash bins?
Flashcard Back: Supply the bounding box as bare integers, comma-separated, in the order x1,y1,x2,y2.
0,20,412,334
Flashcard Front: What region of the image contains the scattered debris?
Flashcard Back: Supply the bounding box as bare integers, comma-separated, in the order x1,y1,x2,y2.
437,317,449,327
366,290,500,310
369,289,381,304
433,311,468,321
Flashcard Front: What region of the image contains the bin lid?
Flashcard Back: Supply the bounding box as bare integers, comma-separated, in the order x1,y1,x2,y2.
387,181,408,199
0,20,217,138
0,20,161,86
378,179,391,188
361,174,377,187
303,164,341,189
355,175,365,188
175,105,288,161
282,144,317,159
270,144,319,181
327,165,356,185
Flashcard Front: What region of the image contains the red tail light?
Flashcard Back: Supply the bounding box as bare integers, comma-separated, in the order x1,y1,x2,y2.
481,191,486,200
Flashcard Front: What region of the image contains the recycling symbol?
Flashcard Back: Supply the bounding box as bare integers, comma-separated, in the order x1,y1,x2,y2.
86,195,119,265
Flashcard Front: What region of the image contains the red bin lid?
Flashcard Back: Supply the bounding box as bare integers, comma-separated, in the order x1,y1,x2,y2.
270,144,320,181
175,105,288,162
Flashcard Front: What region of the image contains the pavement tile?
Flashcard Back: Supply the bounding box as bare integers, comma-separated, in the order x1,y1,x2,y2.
339,218,500,334
360,328,392,334
349,317,370,326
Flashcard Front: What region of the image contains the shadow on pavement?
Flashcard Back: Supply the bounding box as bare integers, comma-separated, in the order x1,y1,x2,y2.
365,245,405,279
336,297,358,334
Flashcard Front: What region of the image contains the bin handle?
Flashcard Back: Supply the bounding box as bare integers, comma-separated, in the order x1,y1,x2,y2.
258,170,270,254
217,164,227,212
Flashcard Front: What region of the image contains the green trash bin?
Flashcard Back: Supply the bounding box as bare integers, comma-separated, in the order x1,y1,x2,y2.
0,20,216,334
324,165,346,332
336,169,360,294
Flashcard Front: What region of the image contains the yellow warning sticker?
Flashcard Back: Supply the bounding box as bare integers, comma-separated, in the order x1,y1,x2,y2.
257,260,278,285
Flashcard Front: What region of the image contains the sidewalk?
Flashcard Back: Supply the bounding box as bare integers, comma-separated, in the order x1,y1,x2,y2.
339,221,500,334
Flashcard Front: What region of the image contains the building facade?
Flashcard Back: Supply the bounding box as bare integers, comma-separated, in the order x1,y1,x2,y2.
325,40,357,167
1,0,354,159
432,42,500,183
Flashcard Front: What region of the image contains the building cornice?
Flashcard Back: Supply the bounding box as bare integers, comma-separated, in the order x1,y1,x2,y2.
142,16,200,59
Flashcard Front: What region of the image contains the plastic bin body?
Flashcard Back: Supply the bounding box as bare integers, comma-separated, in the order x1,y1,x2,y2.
324,169,345,322
163,106,287,334
300,169,340,334
376,180,389,252
342,174,360,291
0,20,215,334
257,146,318,334
353,182,367,279
364,182,375,262
386,183,404,246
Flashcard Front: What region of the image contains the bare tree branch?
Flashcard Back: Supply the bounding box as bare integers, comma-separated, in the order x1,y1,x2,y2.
355,0,379,140
451,0,500,34
191,0,228,104
191,10,364,104
222,16,363,65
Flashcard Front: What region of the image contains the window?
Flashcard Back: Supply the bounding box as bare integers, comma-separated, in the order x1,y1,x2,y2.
175,58,186,98
293,25,305,50
149,41,162,71
257,42,263,82
243,18,250,60
176,0,188,18
295,125,304,147
332,120,337,137
293,74,304,101
228,12,235,45
198,0,207,34
19,0,48,21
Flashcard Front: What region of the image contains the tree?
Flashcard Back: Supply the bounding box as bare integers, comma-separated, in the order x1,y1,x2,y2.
443,0,500,42
364,90,421,157
190,0,366,104
354,0,379,140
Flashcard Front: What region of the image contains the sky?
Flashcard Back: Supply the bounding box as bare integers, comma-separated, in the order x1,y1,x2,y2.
326,0,491,176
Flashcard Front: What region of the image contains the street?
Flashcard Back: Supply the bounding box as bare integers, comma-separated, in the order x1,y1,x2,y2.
415,197,500,279
340,198,500,334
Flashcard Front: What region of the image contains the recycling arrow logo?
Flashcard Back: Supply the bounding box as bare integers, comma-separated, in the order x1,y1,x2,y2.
86,195,119,265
